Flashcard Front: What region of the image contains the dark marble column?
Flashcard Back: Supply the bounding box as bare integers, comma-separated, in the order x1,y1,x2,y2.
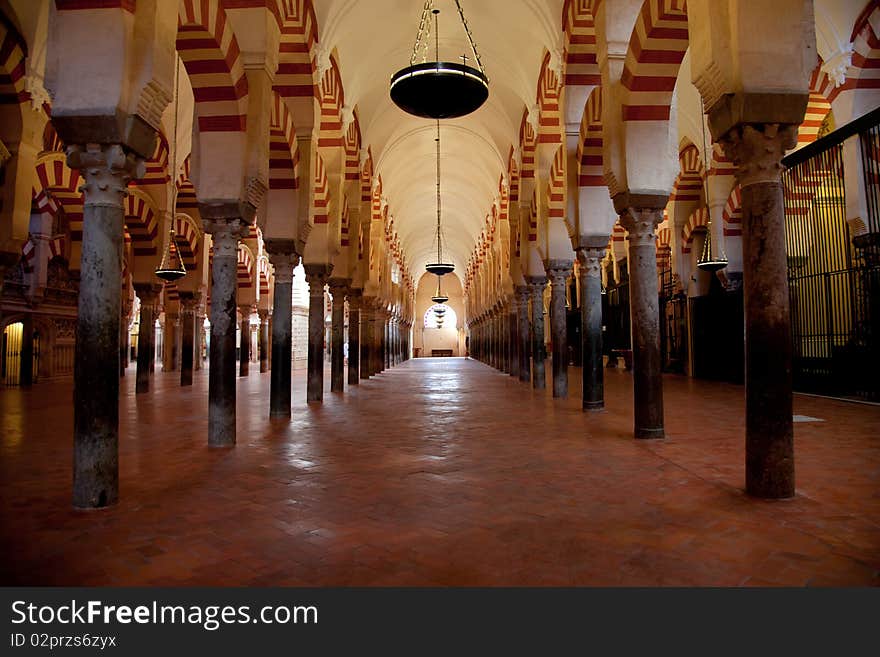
718,121,799,498
19,313,33,386
347,290,362,385
360,296,374,378
119,300,131,378
374,307,385,374
134,283,160,394
616,194,666,440
258,310,269,373
238,306,252,377
328,278,350,393
304,264,332,402
166,312,180,371
67,144,143,508
577,245,606,411
546,260,573,398
265,243,297,418
179,292,197,387
490,308,498,369
527,277,547,389
203,214,247,447
508,301,519,378
516,285,530,383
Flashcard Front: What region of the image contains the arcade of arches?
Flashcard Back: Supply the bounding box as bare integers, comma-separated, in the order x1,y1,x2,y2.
1,0,879,586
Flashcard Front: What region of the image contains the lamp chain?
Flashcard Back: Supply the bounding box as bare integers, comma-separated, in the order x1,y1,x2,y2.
453,0,485,76
410,0,435,66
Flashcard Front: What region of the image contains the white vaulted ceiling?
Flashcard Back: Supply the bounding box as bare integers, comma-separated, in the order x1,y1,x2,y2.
314,0,564,281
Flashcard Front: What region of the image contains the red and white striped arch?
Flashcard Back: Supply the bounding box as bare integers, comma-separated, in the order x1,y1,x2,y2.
670,143,703,203
536,51,563,145
34,152,83,240
620,0,689,121
237,243,254,289
124,190,160,256
361,148,374,204
548,144,572,236
0,18,27,104
269,91,299,190
344,111,362,183
563,0,601,86
274,0,319,99
137,131,170,186
722,185,742,238
507,147,521,206
681,206,709,255
312,150,329,224
519,111,537,180
258,255,271,296
177,0,249,133
577,86,604,187
172,213,202,270
318,55,345,147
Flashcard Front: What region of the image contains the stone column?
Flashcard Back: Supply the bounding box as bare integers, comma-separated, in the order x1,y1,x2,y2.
134,283,160,394
577,245,606,411
119,300,131,378
516,285,531,382
546,262,572,398
328,278,350,393
179,292,197,387
194,293,204,371
164,311,179,372
527,277,547,389
258,310,269,373
347,290,362,385
304,264,332,403
374,307,385,374
508,301,519,378
203,214,247,447
238,306,251,377
360,296,374,379
616,194,666,440
67,144,143,508
19,313,33,386
718,121,799,498
265,242,297,419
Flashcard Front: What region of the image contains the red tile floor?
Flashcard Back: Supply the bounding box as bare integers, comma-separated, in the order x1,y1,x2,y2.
1,358,879,586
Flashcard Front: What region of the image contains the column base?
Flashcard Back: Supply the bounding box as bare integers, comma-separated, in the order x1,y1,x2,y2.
634,427,665,440
583,401,604,412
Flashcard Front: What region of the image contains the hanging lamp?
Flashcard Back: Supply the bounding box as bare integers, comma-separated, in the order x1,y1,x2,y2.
431,274,449,304
155,57,187,283
390,1,489,119
696,99,728,273
425,119,455,277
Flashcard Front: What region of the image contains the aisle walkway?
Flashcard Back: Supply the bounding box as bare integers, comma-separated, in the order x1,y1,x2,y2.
1,358,878,585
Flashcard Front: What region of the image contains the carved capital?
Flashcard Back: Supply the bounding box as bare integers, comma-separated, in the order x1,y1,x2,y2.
718,123,799,187
203,218,246,258
576,246,605,278
304,263,333,297
544,259,573,288
67,144,144,207
328,277,351,298
134,282,162,307
619,206,664,248
179,291,198,314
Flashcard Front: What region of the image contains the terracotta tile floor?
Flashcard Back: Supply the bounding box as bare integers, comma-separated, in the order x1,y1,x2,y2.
1,358,879,586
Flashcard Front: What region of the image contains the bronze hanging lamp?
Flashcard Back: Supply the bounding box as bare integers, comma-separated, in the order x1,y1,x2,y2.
390,1,489,119
425,119,455,277
155,57,187,282
431,273,449,304
696,101,728,272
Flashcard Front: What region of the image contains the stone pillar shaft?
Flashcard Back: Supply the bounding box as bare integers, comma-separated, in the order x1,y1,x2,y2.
134,284,159,394
259,312,269,373
720,122,798,498
69,144,142,508
204,216,245,447
305,265,332,402
578,247,605,410
180,294,196,387
239,307,251,377
618,198,665,439
546,261,573,398
360,300,373,379
527,279,546,389
266,247,297,419
348,293,361,385
516,287,530,383
328,279,349,393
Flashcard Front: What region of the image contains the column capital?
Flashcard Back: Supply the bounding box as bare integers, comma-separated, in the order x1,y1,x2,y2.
179,291,198,313
617,200,666,248
238,304,255,316
203,217,247,257
327,277,352,297
576,246,605,278
133,282,162,306
544,259,573,287
304,263,332,297
258,309,270,321
347,288,363,310
66,144,145,207
717,123,799,187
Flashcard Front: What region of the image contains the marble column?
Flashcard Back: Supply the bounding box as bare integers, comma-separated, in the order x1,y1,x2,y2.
718,121,799,498
527,277,547,389
546,260,573,398
577,245,606,411
516,285,530,383
203,214,247,447
617,194,666,440
328,278,350,393
238,306,251,377
194,295,204,371
119,301,131,378
508,301,519,378
265,243,297,418
360,296,374,379
348,289,362,385
165,311,179,371
67,144,143,508
179,292,197,387
258,310,269,373
374,307,385,374
134,283,160,394
304,264,332,403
